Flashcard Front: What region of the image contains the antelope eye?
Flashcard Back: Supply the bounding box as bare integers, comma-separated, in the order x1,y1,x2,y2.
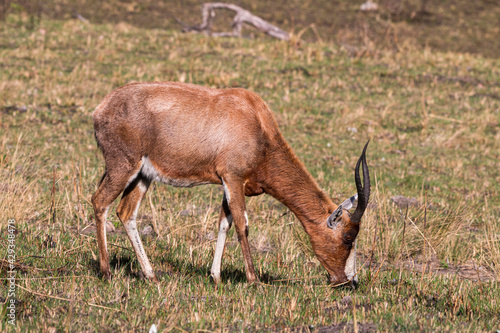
342,230,357,244
342,235,353,244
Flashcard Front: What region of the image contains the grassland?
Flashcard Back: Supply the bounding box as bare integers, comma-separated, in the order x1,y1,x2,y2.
1,10,499,332
10,0,500,59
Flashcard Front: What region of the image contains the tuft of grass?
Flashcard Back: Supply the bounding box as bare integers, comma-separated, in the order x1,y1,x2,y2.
1,14,499,331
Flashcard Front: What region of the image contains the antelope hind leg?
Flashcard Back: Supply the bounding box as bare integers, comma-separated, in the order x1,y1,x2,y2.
116,175,158,282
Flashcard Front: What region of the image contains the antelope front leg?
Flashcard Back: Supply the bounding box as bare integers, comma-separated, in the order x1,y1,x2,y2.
210,193,232,284
223,178,258,283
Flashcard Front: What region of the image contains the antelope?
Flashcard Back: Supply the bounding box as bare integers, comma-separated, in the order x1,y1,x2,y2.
91,82,370,286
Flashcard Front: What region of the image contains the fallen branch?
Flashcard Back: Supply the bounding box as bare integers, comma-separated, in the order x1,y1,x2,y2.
182,2,289,40
74,12,90,25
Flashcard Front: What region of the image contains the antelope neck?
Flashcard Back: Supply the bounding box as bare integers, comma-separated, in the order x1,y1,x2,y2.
262,144,336,230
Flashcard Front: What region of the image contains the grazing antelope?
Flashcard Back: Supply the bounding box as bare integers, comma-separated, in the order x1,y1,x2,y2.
91,82,370,286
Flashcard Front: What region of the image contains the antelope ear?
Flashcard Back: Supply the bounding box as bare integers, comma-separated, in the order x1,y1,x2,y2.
327,205,343,229
340,194,358,210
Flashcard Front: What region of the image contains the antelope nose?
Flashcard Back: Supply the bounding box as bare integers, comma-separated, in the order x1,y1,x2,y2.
329,275,349,287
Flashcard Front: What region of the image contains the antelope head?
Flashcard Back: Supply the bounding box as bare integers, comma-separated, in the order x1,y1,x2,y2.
309,141,371,286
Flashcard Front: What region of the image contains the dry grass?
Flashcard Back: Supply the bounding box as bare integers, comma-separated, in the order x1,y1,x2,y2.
11,0,500,58
0,12,499,332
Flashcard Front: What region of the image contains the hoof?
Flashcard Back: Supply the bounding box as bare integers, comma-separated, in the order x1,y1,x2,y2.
211,272,222,285
137,271,159,283
102,271,112,281
247,276,259,285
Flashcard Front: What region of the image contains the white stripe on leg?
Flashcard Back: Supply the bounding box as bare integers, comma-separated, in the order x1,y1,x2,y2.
222,178,231,203
244,211,249,227
101,207,110,251
211,213,233,284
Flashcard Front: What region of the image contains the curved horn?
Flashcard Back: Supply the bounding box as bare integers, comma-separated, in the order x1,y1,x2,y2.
351,140,371,224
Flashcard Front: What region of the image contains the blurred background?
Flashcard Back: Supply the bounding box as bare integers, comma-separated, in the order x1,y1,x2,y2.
2,0,499,58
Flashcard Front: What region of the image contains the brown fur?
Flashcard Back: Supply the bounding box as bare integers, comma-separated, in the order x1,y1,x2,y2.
91,82,368,285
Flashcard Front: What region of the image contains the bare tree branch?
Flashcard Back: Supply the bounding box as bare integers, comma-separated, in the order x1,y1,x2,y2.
182,2,289,41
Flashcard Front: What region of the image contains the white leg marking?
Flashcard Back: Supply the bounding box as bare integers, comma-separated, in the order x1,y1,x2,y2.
125,169,141,189
222,178,231,203
244,211,249,227
141,156,158,181
99,207,110,256
345,240,358,283
123,182,155,279
210,213,233,283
